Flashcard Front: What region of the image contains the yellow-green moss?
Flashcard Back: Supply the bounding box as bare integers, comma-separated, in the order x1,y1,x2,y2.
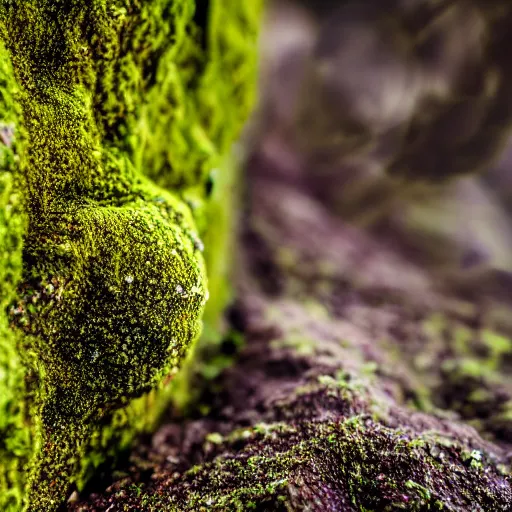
0,38,30,512
0,0,262,510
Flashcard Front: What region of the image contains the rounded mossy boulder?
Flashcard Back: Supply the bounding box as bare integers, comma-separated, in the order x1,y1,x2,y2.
10,187,207,511
13,196,207,419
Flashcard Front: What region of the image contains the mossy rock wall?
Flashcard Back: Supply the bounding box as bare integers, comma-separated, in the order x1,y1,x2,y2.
0,1,262,510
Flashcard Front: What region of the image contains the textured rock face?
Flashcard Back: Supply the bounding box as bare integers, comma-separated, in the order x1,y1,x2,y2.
0,1,261,510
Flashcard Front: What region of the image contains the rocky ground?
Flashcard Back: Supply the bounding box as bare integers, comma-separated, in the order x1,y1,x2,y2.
69,145,512,511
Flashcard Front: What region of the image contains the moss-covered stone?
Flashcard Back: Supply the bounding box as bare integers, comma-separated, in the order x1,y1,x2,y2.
0,1,262,510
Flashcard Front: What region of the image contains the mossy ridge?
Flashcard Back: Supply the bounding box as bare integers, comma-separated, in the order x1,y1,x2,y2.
70,294,512,511
0,1,218,510
0,0,263,508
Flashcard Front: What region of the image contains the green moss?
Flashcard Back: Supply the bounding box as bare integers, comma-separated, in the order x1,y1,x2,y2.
170,0,263,411
481,330,512,370
414,311,512,442
0,38,29,512
0,0,262,510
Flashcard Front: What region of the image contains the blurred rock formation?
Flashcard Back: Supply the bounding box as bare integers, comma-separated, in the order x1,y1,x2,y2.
254,0,512,288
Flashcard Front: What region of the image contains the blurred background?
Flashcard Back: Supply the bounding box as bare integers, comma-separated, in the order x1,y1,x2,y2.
246,0,512,298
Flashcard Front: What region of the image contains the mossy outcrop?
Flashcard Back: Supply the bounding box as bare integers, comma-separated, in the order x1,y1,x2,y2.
0,1,262,510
